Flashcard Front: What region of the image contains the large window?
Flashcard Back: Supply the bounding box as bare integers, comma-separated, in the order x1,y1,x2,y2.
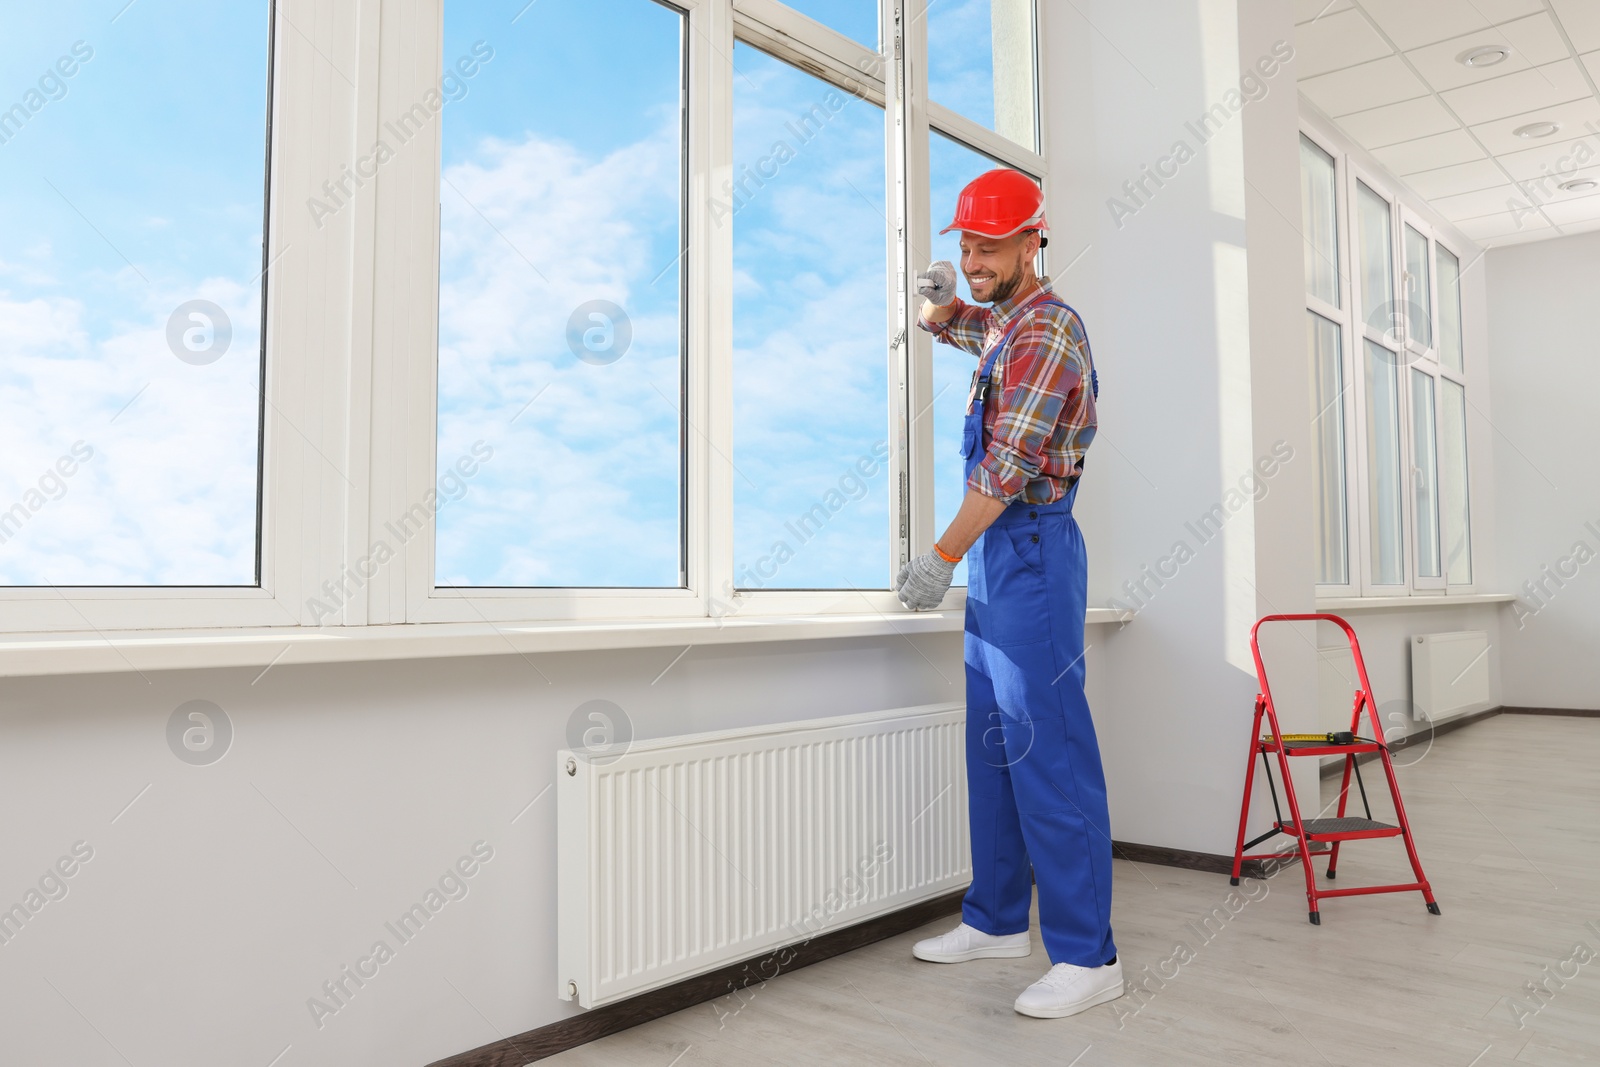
409,0,1046,621
0,0,1049,633
0,3,271,586
731,42,888,590
1301,127,1476,598
1301,135,1346,587
435,0,686,588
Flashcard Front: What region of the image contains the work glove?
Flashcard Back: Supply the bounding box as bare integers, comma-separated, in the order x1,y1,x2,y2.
915,260,957,307
894,551,957,610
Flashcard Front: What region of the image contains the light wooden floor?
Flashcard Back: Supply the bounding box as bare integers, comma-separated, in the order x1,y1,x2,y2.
542,715,1600,1066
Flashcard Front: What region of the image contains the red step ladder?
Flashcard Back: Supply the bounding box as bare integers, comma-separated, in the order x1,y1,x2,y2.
1229,613,1440,924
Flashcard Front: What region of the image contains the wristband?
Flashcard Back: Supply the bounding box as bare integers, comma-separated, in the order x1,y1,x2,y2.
933,542,962,564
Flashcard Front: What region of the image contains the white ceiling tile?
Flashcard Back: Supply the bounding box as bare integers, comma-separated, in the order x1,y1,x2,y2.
1496,132,1600,180
1299,55,1431,116
1549,0,1600,53
1583,50,1600,85
1555,216,1600,235
1454,209,1554,239
1337,95,1461,148
1371,128,1488,174
1358,0,1545,52
1430,184,1535,222
1296,0,1353,25
1481,226,1561,246
1439,60,1592,126
1404,13,1571,92
1404,159,1515,199
1468,98,1600,155
1296,8,1395,79
1538,190,1600,225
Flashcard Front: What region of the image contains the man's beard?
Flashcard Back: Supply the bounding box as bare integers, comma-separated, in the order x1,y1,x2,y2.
988,267,1026,304
979,255,1028,304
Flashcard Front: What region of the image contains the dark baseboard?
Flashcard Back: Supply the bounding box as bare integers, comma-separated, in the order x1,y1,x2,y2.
425,888,966,1067
1109,839,1306,878
1501,705,1600,718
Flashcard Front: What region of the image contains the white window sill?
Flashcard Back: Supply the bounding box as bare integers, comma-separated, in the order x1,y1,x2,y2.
1315,593,1517,612
0,608,1132,679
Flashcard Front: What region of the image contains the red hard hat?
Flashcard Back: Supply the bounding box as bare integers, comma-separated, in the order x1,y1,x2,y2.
940,168,1048,240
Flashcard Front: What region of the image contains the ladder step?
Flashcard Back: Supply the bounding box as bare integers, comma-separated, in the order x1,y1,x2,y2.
1265,740,1384,755
1298,817,1399,839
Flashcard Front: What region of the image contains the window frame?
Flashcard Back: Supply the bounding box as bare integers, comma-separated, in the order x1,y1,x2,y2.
390,0,1046,625
1305,119,1479,603
1347,161,1414,597
0,0,315,634
1398,205,1445,593
1301,126,1358,599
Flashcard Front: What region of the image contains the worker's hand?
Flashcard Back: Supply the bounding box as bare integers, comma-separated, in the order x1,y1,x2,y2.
915,260,957,307
894,551,957,610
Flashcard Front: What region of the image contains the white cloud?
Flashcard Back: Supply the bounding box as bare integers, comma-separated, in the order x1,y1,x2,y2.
0,273,262,585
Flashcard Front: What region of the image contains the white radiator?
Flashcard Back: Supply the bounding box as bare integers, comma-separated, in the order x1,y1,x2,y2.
556,703,971,1008
1411,631,1492,722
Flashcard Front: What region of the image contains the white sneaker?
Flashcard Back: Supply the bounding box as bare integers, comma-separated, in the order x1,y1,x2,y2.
911,921,1032,963
1013,960,1125,1018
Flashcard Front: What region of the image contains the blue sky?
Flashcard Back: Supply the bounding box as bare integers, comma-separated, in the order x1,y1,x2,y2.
728,42,890,591
0,1,269,585
435,0,686,588
437,0,1009,591
0,0,1014,591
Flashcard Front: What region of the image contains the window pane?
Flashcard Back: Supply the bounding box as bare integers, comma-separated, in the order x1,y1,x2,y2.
1410,369,1440,579
1308,312,1348,585
1437,245,1464,373
782,0,878,49
1403,223,1431,350
928,132,1013,588
0,4,269,585
436,0,685,587
929,0,1037,150
1300,136,1339,308
1439,379,1472,585
1356,181,1394,339
1364,340,1405,586
732,44,888,590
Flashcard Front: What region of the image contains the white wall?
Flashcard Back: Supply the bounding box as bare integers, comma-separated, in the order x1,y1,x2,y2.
0,635,962,1065
1050,0,1320,854
1487,229,1600,710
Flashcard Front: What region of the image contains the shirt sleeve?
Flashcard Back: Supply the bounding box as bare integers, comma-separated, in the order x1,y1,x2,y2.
917,298,991,355
968,308,1088,503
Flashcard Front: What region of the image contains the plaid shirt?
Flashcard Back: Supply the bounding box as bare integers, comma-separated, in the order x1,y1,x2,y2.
919,277,1098,505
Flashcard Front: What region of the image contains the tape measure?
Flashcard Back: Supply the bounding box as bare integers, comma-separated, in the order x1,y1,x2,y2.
1267,731,1357,745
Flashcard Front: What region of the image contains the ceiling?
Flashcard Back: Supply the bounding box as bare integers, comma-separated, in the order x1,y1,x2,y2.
1295,0,1600,247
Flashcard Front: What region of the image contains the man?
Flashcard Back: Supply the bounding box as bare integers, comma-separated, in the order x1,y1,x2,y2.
892,168,1122,1020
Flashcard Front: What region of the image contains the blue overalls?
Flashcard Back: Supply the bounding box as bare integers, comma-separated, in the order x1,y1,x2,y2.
958,295,1116,969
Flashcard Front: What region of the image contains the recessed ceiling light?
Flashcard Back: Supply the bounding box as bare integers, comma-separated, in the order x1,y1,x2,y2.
1513,121,1561,139
1559,178,1599,193
1458,45,1511,67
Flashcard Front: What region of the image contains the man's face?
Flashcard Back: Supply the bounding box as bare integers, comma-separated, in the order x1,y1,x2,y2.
959,231,1038,304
